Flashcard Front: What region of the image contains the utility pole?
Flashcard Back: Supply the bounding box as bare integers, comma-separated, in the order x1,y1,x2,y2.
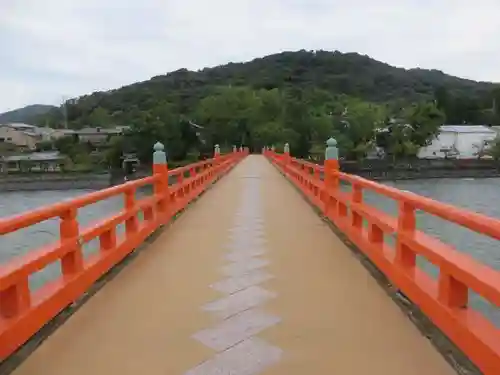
61,96,68,129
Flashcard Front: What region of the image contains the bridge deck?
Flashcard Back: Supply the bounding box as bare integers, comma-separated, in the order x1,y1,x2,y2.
13,155,454,375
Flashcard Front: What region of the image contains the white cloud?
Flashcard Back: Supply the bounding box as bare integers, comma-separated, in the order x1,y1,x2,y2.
1,0,499,112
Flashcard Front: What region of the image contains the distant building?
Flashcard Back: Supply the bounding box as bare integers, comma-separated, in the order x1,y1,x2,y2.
0,151,65,173
418,125,498,159
0,123,131,152
0,123,68,150
0,124,41,150
60,126,129,144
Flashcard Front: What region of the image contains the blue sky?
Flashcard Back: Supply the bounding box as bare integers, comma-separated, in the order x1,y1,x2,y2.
1,0,500,113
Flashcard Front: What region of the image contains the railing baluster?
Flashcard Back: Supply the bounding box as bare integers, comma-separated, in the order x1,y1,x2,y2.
0,277,30,318
396,201,416,270
99,227,116,252
60,207,83,275
351,184,363,230
438,272,468,308
124,188,139,235
368,224,384,247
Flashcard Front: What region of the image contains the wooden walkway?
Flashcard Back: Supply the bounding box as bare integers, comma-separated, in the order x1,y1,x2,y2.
13,156,455,375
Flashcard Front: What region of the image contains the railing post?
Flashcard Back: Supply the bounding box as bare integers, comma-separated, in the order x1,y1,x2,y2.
284,142,291,165
214,144,221,164
323,137,339,219
282,142,291,174
60,207,84,275
351,183,363,230
124,187,139,235
153,142,169,222
212,144,221,182
239,146,243,153
233,145,237,154
0,278,30,318
396,201,416,269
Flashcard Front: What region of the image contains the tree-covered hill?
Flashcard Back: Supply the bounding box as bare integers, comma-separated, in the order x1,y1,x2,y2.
34,50,500,164
202,50,494,101
38,50,499,130
0,104,56,124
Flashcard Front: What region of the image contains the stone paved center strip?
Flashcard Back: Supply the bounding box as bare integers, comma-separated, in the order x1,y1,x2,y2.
186,162,282,375
192,308,281,351
185,338,283,375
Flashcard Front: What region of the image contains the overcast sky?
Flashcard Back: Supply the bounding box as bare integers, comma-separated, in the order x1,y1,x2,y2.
1,0,499,113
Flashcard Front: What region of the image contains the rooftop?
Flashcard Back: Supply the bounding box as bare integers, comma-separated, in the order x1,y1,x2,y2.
2,151,64,162
440,125,497,133
62,126,128,135
2,123,37,129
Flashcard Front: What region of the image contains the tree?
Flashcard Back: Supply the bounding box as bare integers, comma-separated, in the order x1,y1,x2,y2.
88,107,111,126
375,102,444,160
54,135,88,164
331,98,385,160
105,137,127,169
376,121,414,161
487,137,500,160
402,102,444,148
54,136,77,156
36,140,54,152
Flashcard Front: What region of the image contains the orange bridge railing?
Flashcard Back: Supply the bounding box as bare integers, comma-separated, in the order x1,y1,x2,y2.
0,143,247,359
265,141,500,375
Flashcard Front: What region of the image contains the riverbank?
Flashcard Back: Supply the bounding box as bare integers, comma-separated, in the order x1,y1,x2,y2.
353,168,500,181
340,158,500,181
0,173,111,192
3,158,500,191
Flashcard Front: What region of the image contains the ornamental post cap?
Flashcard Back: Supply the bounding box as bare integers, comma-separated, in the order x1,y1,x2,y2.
153,142,164,151
326,137,337,147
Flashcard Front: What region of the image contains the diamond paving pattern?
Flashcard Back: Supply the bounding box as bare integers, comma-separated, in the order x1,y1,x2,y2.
185,166,282,375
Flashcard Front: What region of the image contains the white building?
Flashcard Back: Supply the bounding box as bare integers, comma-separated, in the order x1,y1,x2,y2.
418,125,498,159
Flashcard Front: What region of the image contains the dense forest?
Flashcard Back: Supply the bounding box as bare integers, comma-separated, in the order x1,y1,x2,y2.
35,50,500,163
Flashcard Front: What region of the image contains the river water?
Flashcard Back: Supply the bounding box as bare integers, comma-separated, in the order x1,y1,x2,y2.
1,178,499,325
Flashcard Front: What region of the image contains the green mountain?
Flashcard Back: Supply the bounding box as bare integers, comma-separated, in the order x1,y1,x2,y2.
31,50,500,163
0,104,57,124
38,50,498,129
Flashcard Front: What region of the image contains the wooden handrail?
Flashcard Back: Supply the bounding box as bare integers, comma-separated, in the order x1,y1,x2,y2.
0,149,248,359
265,149,500,375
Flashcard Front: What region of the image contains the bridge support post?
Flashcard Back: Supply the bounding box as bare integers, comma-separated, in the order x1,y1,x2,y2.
284,142,291,163
324,137,339,220
214,144,221,164
283,142,291,173
153,142,169,222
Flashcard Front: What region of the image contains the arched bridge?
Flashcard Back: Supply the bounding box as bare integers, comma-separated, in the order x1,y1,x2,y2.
0,141,499,374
